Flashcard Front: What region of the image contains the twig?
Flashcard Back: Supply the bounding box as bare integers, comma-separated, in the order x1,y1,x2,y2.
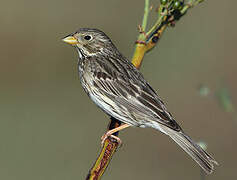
132,0,150,68
86,117,121,180
86,0,205,179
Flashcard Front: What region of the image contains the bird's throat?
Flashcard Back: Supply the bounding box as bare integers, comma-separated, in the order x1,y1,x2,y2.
76,47,85,60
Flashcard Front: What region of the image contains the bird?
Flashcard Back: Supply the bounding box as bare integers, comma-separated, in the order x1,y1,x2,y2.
62,28,218,174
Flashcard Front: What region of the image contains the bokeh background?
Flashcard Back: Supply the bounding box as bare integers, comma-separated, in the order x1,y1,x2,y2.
0,0,236,179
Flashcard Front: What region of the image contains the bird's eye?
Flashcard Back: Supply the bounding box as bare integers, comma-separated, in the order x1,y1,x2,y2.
84,35,92,41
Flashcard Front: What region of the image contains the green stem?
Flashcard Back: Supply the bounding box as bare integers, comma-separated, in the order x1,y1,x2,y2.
142,0,150,31
146,14,165,36
146,1,172,37
137,0,150,41
181,0,205,14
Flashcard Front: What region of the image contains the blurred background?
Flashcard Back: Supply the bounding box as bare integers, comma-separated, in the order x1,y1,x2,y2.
0,0,236,179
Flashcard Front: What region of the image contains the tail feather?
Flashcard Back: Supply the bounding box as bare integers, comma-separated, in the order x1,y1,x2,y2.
160,126,218,174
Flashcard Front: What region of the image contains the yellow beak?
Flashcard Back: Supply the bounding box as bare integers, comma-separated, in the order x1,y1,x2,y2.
62,36,78,45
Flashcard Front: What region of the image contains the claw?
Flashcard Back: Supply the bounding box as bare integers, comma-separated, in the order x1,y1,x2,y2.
100,123,130,147
101,133,122,147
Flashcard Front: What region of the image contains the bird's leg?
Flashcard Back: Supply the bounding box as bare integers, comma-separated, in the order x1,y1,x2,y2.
101,124,130,146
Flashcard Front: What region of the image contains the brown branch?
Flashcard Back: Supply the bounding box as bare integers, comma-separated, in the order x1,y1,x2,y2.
86,117,121,180
86,0,205,179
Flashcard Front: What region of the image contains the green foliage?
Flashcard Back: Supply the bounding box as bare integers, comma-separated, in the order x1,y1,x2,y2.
216,87,235,113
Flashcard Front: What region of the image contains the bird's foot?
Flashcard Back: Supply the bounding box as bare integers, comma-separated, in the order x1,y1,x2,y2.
101,132,122,147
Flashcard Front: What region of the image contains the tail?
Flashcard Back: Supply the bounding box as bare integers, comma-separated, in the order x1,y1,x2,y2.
160,125,218,174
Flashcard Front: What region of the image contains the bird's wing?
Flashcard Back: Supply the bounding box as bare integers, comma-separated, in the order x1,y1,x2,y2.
88,56,181,131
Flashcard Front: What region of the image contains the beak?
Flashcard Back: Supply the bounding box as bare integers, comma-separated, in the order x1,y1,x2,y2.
62,35,78,45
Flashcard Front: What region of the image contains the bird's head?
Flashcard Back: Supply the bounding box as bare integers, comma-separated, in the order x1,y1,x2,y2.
62,28,117,58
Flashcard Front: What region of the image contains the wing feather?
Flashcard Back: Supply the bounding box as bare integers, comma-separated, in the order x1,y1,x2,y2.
88,56,181,131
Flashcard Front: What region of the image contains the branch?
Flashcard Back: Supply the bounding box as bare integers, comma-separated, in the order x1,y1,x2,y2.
86,0,205,179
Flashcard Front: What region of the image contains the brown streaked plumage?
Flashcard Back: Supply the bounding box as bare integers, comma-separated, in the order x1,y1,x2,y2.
63,28,218,174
